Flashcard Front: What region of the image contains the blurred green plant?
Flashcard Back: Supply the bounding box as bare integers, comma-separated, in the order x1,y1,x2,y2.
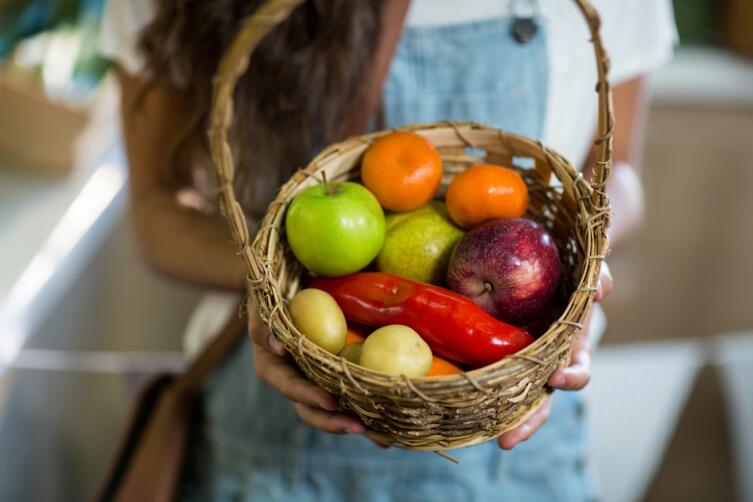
0,0,109,83
672,0,719,46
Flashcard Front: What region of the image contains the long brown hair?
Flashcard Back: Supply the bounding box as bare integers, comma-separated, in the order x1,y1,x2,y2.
139,0,382,216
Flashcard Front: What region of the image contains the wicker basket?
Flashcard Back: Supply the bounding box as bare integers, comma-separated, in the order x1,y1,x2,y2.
209,0,613,451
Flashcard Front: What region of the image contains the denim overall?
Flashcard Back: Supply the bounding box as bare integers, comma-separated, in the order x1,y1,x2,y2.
182,16,591,502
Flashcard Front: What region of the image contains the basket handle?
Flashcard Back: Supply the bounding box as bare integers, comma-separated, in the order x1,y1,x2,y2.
209,0,308,283
572,0,614,220
208,0,614,282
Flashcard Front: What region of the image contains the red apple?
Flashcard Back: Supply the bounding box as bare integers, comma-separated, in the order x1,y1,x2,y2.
447,218,560,325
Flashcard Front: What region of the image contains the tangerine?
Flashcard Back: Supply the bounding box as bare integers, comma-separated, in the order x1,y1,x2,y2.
445,164,528,229
345,328,366,345
427,356,462,377
361,132,442,212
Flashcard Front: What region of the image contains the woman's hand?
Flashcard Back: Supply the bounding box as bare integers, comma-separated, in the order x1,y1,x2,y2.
248,304,366,435
498,263,613,450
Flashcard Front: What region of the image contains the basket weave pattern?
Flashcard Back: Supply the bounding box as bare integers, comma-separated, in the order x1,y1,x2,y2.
209,0,613,450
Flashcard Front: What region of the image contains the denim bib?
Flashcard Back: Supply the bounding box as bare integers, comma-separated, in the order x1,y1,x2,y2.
382,17,547,138
182,17,591,502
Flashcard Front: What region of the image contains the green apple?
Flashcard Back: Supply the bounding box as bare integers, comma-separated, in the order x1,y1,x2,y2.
376,202,464,284
285,181,385,276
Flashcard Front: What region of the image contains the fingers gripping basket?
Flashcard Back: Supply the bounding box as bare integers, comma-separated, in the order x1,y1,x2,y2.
209,0,613,450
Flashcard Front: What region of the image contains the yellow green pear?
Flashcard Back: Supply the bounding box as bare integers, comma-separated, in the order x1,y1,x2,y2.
376,202,464,284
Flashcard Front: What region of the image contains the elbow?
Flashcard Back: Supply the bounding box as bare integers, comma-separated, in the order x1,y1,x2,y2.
127,200,179,281
128,204,161,274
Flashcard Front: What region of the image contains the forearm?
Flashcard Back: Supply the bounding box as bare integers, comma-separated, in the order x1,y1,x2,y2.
131,190,246,290
604,163,643,250
115,67,246,290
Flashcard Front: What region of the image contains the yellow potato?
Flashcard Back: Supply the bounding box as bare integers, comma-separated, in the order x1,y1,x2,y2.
339,343,363,364
360,325,432,377
288,289,347,354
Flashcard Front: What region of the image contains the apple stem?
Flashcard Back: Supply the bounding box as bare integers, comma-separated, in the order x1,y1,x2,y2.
483,281,494,294
321,171,335,196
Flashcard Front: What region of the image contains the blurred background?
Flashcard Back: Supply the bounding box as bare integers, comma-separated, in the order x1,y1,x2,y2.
0,0,751,500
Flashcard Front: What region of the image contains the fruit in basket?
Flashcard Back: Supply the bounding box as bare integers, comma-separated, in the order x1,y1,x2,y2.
360,325,433,377
447,218,560,325
376,202,464,284
288,289,347,353
345,327,367,345
339,343,363,364
285,180,385,276
361,132,442,212
427,356,463,377
311,272,534,367
445,164,529,229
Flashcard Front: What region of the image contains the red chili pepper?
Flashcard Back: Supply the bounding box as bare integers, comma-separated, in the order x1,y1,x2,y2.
310,272,534,368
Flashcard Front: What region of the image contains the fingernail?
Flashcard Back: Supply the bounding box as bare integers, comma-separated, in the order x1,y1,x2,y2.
319,400,337,411
268,335,284,355
549,373,564,387
347,424,365,434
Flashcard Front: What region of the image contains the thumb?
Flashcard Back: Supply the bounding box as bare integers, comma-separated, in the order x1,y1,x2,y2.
247,301,285,355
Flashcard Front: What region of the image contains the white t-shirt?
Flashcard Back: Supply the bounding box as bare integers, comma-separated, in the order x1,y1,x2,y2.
100,0,676,168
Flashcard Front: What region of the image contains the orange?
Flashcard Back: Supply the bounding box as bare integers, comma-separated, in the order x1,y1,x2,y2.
345,328,366,345
361,132,442,212
445,164,528,229
427,356,462,377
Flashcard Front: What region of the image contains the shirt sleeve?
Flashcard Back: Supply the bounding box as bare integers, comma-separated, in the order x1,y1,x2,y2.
99,0,156,76
542,0,677,167
597,0,678,84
